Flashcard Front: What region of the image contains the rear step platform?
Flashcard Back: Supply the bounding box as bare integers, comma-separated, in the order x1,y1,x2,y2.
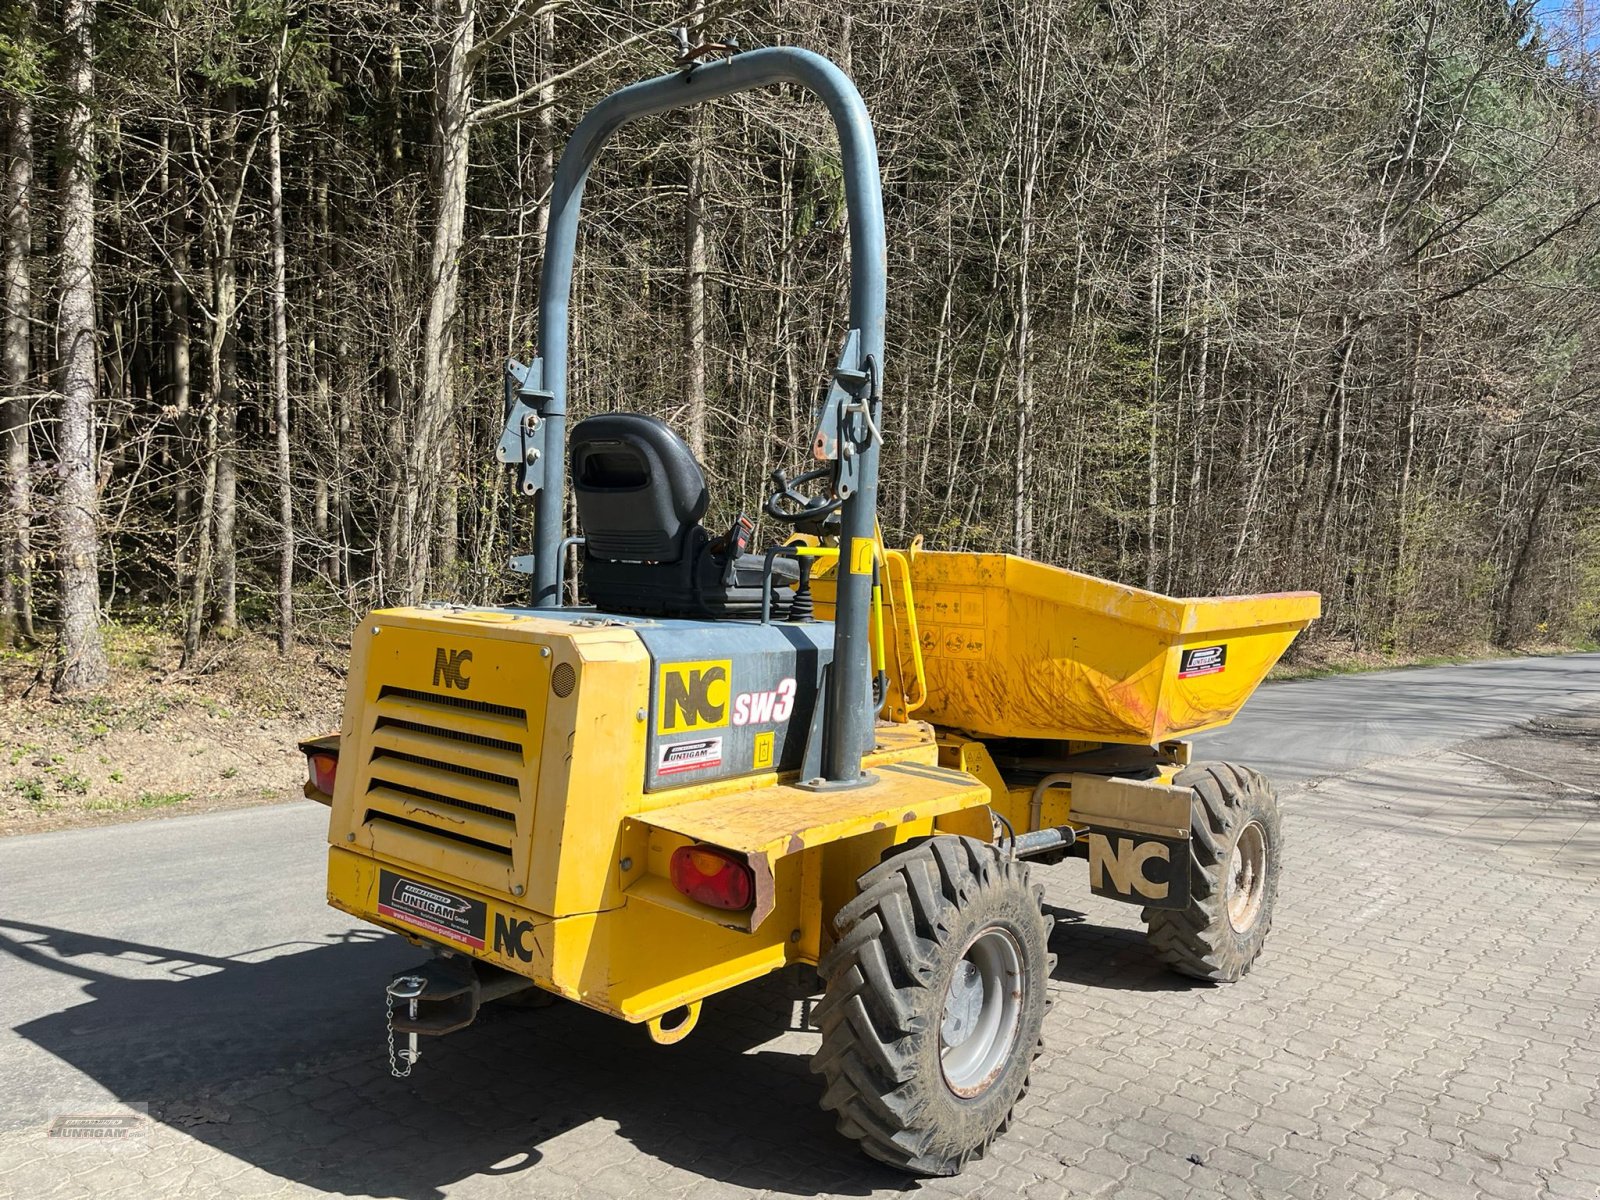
636,760,987,860
626,759,989,929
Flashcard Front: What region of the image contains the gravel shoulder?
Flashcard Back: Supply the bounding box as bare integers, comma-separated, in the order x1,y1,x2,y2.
0,627,343,836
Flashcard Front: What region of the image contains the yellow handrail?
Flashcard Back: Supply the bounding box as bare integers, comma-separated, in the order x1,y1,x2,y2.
791,538,927,721
881,548,927,716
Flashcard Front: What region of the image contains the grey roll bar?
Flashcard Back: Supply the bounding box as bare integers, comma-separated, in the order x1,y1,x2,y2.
499,47,885,788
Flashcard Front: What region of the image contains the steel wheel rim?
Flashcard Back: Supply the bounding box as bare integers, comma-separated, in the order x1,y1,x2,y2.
1227,820,1267,933
940,926,1024,1098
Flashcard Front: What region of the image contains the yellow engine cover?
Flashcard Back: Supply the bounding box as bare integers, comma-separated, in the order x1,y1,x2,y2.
322,605,985,1023
327,607,650,918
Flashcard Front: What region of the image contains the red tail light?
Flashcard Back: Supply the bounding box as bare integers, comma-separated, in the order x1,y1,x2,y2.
308,751,338,797
669,845,754,911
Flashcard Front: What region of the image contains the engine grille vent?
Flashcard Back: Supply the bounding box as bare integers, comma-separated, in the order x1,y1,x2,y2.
378,685,525,720
356,683,535,888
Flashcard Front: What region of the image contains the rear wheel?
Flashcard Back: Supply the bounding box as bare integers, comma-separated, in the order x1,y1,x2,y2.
811,836,1053,1176
1143,761,1281,982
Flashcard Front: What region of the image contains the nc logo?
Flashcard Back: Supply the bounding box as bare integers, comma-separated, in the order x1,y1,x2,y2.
432,647,473,691
494,914,535,962
1088,834,1172,900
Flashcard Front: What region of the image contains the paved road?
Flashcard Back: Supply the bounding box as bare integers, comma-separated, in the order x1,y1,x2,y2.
1201,651,1600,783
2,654,1599,1199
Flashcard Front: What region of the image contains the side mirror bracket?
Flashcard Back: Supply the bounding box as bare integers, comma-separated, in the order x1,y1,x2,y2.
497,357,556,498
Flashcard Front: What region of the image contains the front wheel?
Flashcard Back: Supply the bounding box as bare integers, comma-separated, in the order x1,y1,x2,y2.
810,836,1053,1176
1143,761,1281,983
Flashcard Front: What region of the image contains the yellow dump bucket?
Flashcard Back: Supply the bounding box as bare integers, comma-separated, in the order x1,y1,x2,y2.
905,551,1320,745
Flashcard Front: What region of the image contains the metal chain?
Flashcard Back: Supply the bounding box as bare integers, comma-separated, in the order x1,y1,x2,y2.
385,989,412,1078
385,975,426,1078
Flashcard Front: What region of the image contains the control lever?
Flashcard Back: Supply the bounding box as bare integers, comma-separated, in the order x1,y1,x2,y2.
718,514,755,588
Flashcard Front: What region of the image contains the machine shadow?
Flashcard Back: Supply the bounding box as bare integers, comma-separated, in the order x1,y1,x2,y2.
4,920,908,1199
1044,903,1200,993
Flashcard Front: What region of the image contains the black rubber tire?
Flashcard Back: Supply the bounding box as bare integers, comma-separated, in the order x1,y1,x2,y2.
810,836,1054,1176
1142,761,1281,983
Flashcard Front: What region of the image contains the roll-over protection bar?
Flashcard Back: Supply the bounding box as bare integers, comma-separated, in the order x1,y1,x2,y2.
502,47,886,788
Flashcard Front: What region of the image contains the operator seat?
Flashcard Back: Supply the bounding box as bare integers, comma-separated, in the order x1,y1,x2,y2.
569,413,790,618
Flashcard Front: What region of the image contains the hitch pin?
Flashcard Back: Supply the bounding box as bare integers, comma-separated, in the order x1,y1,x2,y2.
387,975,427,1072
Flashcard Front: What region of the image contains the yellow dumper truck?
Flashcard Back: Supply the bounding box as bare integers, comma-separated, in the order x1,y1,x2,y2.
299,46,1319,1176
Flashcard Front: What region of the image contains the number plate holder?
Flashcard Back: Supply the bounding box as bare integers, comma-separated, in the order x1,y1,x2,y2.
1068,774,1194,911
1084,829,1191,910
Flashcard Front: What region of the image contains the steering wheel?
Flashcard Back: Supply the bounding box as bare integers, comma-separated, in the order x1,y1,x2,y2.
765,466,844,526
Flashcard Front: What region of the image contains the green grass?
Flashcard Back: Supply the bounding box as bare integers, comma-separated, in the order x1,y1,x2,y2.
82,790,194,814
10,775,61,814
9,776,46,804
134,791,193,809
55,772,91,796
1271,653,1482,682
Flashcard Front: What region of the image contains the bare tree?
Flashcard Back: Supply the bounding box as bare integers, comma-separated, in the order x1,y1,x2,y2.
1,0,37,645
682,7,711,459
684,128,708,460
211,86,241,638
54,0,108,692
406,0,478,601
183,82,257,661
268,32,294,653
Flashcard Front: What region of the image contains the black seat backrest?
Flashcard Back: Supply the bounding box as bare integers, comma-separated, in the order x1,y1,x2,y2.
570,413,708,563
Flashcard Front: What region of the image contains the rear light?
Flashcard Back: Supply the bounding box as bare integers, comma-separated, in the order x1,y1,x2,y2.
669,845,754,911
308,751,338,797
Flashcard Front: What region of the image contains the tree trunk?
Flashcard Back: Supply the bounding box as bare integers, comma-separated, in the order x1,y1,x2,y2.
55,0,109,693
1010,0,1053,559
311,170,340,586
163,4,192,590
379,19,406,600
181,388,219,662
213,87,240,638
685,115,709,460
166,131,193,584
1145,175,1169,590
269,48,294,654
1012,229,1034,557
535,6,556,252
2,20,36,646
407,0,474,604
1497,438,1564,647
185,92,244,659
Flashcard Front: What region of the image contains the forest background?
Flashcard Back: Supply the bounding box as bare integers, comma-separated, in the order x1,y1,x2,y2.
2,0,1599,708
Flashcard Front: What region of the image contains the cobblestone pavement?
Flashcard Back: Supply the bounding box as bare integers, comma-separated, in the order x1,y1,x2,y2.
2,714,1599,1199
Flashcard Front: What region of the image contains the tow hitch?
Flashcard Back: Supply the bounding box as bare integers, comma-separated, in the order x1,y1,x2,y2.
383,956,537,1077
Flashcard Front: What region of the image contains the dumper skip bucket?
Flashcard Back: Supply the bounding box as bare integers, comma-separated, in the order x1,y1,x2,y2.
905,552,1320,746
